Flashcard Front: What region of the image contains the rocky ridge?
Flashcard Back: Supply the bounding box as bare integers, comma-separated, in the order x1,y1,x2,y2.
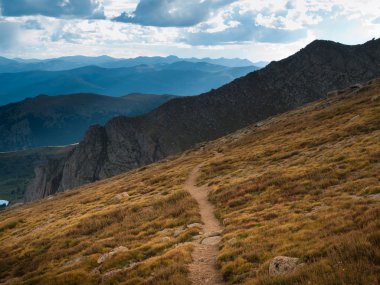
25,39,380,201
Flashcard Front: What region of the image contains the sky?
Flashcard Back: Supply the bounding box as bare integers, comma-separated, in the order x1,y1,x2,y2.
0,0,379,62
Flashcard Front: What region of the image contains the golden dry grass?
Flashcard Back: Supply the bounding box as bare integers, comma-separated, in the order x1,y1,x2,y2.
0,79,379,284
0,156,205,284
199,80,380,284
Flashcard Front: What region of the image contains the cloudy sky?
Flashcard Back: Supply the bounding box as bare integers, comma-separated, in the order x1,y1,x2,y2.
0,0,379,62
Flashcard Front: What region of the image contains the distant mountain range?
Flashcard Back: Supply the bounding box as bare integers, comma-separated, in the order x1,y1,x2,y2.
25,39,380,201
0,61,258,105
0,55,257,73
0,93,176,151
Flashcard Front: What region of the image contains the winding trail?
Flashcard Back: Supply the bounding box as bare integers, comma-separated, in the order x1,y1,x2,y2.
185,163,225,285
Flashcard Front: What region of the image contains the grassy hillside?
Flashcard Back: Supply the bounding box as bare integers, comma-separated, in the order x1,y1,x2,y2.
200,81,380,284
0,79,379,284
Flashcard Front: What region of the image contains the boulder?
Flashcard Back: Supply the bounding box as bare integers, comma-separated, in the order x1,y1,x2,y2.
269,256,304,276
204,230,222,238
113,192,130,202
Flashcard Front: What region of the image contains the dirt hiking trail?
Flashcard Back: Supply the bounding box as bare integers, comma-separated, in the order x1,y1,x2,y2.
185,162,225,285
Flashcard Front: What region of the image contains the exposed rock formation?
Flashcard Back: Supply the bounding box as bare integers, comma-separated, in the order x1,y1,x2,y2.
26,39,380,201
24,158,66,201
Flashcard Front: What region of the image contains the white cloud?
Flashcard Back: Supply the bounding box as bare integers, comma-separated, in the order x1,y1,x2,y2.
0,0,379,62
103,0,138,18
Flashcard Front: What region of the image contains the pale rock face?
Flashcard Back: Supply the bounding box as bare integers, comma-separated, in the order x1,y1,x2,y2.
26,39,380,202
24,158,66,202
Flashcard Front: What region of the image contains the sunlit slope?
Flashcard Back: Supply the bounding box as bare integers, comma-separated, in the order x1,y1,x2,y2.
200,79,380,284
0,79,379,285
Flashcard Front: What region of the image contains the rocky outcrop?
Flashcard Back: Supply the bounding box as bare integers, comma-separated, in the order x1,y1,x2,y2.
26,39,380,201
25,158,66,201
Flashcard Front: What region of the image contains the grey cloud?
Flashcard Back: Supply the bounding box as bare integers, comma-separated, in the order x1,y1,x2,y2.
0,0,104,19
113,0,237,27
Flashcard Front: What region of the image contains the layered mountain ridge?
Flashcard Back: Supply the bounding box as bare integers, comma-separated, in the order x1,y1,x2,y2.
25,39,380,201
0,93,176,151
0,62,258,105
0,55,255,73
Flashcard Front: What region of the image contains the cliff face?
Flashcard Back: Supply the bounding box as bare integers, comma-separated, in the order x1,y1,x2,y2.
25,39,380,201
24,158,65,201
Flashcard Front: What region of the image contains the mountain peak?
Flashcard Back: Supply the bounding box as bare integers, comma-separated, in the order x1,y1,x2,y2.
304,38,380,51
